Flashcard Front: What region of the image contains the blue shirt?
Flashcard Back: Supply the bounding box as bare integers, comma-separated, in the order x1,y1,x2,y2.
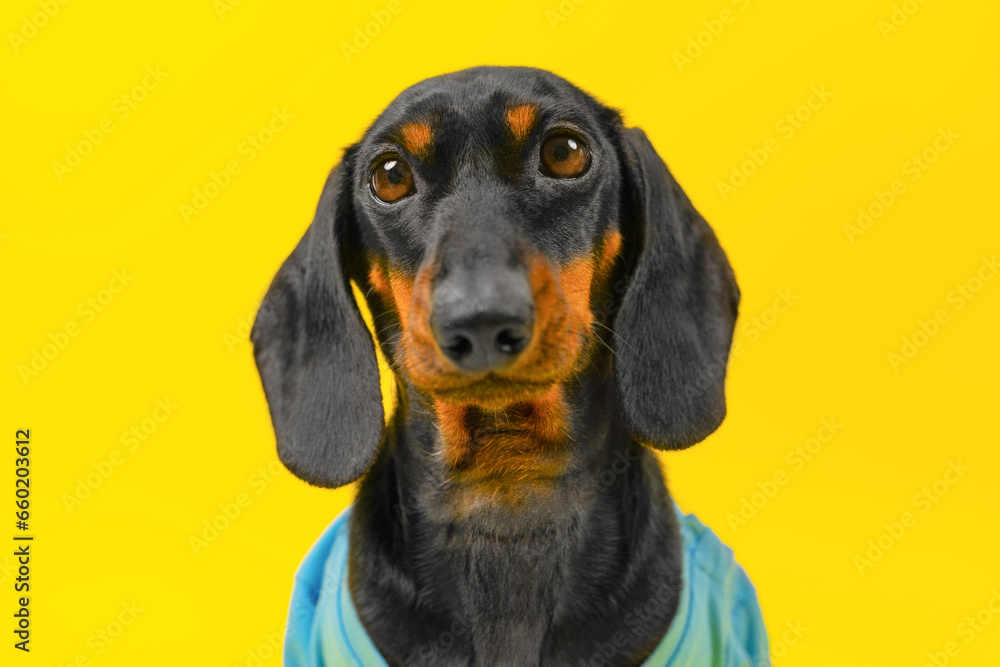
285,504,769,666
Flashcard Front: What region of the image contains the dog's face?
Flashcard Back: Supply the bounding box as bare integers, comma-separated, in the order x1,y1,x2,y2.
353,68,624,409
252,67,740,488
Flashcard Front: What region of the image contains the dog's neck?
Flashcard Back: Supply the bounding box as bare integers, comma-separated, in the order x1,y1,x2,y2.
349,361,683,666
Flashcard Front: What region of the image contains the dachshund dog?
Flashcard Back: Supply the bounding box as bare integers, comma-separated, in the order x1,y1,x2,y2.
252,67,767,666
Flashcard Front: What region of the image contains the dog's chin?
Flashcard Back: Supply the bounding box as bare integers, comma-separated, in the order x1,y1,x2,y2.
427,376,557,409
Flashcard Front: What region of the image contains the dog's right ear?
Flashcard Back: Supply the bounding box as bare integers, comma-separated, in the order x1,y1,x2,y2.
251,149,384,488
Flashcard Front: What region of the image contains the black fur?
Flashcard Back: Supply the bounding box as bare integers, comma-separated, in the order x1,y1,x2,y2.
615,127,740,449
252,66,740,666
251,154,385,488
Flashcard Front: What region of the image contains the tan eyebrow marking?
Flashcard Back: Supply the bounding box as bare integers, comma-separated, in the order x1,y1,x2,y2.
506,104,538,141
399,122,433,158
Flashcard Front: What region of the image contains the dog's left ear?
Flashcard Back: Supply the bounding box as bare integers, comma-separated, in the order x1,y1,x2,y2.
613,127,740,449
251,149,385,487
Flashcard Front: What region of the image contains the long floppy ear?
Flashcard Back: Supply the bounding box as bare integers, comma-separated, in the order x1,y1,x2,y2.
251,150,384,487
614,127,740,449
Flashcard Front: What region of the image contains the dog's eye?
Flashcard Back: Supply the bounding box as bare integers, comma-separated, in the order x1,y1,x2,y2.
371,157,415,202
540,133,590,179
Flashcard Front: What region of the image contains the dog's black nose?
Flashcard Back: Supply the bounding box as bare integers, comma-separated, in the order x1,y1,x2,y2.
431,267,534,373
434,313,532,372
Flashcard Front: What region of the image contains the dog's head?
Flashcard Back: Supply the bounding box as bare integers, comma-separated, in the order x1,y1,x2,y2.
252,67,739,488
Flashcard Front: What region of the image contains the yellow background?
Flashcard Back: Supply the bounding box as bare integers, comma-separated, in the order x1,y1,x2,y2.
3,0,999,664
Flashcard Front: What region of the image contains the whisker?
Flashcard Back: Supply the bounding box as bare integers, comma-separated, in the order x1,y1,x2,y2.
587,327,621,362
592,321,643,360
375,323,401,340
370,310,399,323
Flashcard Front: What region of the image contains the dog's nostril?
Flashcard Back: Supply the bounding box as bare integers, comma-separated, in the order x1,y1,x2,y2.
495,328,529,355
444,334,474,360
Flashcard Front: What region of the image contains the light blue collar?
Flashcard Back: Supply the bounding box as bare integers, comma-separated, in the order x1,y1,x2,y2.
284,504,770,666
